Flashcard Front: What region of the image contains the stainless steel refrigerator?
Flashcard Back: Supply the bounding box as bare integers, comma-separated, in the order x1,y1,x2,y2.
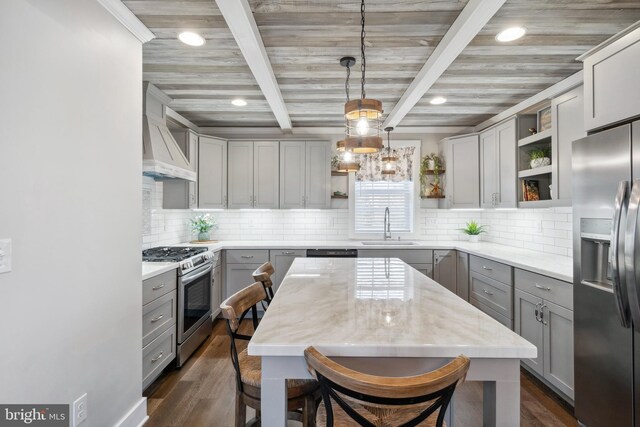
573,120,640,427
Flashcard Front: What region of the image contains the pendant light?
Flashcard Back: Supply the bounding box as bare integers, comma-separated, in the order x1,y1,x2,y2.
335,56,360,172
381,127,397,175
343,0,383,154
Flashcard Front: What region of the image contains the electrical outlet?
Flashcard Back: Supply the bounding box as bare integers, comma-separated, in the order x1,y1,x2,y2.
72,393,87,426
0,239,11,274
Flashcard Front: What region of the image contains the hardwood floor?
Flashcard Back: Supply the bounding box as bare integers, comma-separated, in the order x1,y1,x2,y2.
145,319,578,427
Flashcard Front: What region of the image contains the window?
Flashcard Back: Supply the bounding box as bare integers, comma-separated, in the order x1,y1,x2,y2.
354,180,414,233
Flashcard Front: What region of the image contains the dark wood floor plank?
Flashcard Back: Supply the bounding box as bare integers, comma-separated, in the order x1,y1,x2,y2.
147,319,577,427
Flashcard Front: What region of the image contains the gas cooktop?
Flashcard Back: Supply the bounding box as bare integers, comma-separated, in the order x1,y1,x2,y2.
142,246,208,262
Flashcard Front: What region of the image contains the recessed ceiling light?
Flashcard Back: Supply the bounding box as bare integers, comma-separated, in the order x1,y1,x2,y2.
430,97,447,105
231,99,247,107
178,31,205,46
495,27,526,42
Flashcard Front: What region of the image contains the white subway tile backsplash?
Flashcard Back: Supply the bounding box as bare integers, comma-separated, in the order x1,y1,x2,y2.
142,177,573,256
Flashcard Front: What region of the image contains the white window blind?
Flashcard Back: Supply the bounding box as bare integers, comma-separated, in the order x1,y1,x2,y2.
354,180,414,233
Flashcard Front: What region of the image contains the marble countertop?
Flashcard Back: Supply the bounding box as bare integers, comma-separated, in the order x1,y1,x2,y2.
248,258,537,359
148,239,573,282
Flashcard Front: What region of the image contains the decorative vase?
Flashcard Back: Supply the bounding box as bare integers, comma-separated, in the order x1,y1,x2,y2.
468,235,479,243
530,157,551,169
197,231,210,242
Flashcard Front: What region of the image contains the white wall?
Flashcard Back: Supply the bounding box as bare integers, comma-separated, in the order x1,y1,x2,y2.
0,1,144,425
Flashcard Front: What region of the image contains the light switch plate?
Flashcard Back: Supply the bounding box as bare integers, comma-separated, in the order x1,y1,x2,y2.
0,239,11,274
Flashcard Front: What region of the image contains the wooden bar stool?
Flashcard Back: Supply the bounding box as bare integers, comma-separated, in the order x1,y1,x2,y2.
304,346,470,427
252,261,276,303
221,282,320,427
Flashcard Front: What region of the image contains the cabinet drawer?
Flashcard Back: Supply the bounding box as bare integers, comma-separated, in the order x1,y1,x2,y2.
359,249,433,265
142,327,176,390
142,290,177,347
471,298,512,329
225,249,269,264
470,255,512,285
470,272,512,319
143,269,177,305
515,269,573,310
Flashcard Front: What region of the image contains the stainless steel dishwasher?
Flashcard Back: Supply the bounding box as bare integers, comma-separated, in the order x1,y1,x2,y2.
306,249,358,258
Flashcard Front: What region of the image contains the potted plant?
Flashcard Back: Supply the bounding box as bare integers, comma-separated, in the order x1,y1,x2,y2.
460,220,487,243
190,214,218,242
331,154,340,171
529,147,551,169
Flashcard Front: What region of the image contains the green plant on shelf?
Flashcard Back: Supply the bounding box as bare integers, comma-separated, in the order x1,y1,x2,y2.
528,147,551,169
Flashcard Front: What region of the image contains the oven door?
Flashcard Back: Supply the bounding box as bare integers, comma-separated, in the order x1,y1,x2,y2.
178,263,213,343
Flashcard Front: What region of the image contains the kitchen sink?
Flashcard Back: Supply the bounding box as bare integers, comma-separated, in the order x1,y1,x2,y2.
360,241,418,246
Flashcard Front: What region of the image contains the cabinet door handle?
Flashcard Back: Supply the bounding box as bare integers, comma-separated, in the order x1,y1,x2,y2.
282,251,295,255
150,314,164,323
152,284,165,290
482,266,492,271
534,283,551,291
534,302,541,322
482,289,494,296
241,255,254,259
540,304,548,325
151,351,164,363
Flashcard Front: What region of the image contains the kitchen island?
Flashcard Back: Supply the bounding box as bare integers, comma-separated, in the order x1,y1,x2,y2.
249,257,537,426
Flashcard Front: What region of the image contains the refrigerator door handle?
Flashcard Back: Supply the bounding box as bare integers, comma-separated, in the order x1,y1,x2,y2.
624,180,640,327
612,180,631,328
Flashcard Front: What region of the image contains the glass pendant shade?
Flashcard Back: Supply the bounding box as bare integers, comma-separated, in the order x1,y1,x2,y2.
344,98,383,153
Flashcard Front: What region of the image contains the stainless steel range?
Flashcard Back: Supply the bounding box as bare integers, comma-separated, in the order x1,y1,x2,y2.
143,246,217,366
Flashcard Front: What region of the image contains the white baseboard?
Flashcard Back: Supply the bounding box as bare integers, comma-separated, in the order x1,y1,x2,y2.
116,397,148,427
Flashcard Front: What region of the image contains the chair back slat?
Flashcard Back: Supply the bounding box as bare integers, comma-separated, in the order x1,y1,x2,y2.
252,262,275,301
305,346,470,427
220,282,267,332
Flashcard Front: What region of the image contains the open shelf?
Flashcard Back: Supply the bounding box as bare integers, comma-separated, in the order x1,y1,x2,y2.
518,165,552,178
518,129,552,147
421,195,445,199
518,200,557,208
331,195,348,199
422,169,446,175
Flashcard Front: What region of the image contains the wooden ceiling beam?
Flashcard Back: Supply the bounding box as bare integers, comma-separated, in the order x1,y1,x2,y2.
215,0,292,131
383,0,506,129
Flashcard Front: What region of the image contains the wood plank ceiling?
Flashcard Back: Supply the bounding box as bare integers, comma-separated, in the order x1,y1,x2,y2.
124,0,640,129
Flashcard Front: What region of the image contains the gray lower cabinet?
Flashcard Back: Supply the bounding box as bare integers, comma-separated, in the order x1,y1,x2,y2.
469,255,513,328
224,249,269,299
270,249,306,293
456,252,469,301
514,289,544,376
358,249,433,278
433,250,456,293
211,252,222,318
514,269,574,400
142,269,178,390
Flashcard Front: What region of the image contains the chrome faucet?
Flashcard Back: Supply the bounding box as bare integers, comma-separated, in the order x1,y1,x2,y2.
384,207,391,240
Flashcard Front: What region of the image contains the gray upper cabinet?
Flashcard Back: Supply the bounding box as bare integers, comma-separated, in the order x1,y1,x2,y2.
280,141,306,209
198,136,227,209
305,141,331,209
433,250,457,293
495,119,517,208
228,141,254,209
480,118,517,209
480,128,498,208
280,141,330,209
228,141,279,209
581,25,640,132
443,134,480,209
551,85,585,205
253,142,280,209
163,129,198,209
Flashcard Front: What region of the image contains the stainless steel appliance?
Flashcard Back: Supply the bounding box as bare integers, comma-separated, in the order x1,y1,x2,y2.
306,249,358,258
573,120,640,426
142,246,216,366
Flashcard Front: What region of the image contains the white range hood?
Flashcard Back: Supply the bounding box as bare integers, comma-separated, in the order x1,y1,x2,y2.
142,83,196,182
